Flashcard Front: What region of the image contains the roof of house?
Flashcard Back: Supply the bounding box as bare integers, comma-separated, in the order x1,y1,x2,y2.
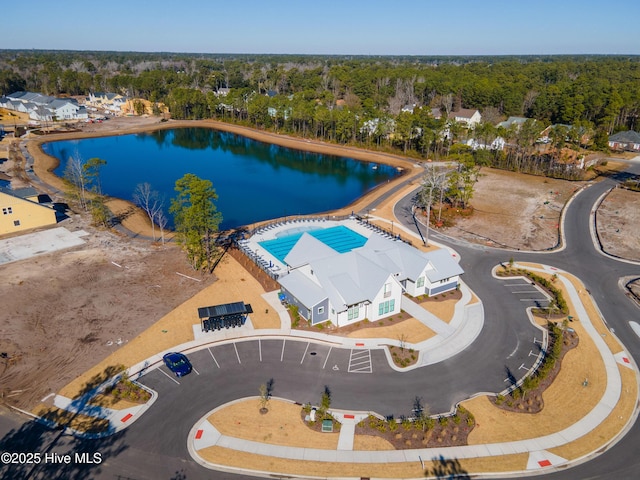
497,116,530,128
279,270,328,308
421,248,464,283
0,186,38,199
312,250,394,310
283,233,337,268
609,130,640,143
279,231,464,311
449,108,479,120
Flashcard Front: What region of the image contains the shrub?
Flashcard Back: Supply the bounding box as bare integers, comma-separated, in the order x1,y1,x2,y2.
402,418,412,430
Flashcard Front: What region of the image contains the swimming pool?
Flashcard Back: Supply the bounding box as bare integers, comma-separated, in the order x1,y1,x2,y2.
259,225,367,263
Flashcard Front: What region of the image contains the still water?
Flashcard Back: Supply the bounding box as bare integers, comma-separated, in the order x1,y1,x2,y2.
43,128,399,230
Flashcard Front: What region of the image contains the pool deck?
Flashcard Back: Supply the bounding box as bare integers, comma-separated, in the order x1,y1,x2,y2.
237,217,398,277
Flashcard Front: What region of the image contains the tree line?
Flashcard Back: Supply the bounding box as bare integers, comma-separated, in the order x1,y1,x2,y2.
3,51,637,181
2,50,638,136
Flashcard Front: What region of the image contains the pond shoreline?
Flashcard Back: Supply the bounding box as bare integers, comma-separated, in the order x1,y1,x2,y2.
27,118,422,236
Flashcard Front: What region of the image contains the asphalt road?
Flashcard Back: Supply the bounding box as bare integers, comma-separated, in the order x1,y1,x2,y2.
1,163,639,480
393,163,640,480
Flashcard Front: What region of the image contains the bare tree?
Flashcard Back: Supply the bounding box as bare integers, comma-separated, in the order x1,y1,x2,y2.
418,165,451,241
156,209,168,245
64,155,88,210
133,182,164,241
441,93,454,117
522,90,539,115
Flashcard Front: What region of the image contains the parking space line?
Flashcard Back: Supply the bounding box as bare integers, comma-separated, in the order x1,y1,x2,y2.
192,365,200,375
322,347,332,369
234,343,241,364
259,339,262,362
520,298,548,302
281,339,286,362
158,368,180,385
301,342,310,364
207,347,220,368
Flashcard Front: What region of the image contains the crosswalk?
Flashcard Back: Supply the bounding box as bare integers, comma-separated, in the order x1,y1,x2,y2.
348,349,372,373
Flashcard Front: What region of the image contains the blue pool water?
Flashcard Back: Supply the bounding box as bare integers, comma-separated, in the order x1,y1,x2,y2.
259,225,367,262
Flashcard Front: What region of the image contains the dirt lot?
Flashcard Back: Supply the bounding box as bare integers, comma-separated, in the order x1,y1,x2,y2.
596,186,640,262
0,214,213,410
439,168,584,250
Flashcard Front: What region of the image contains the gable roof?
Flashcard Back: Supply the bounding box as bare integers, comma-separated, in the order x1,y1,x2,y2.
279,270,327,307
422,248,464,282
449,108,479,120
283,232,337,268
278,229,464,312
312,250,394,310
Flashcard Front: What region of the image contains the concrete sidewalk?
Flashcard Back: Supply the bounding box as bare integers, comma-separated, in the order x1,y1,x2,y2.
186,262,638,477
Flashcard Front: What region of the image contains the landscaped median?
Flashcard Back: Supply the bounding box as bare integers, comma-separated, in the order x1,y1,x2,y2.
188,264,639,479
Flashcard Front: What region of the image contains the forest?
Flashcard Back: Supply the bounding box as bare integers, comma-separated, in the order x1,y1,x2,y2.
2,50,639,179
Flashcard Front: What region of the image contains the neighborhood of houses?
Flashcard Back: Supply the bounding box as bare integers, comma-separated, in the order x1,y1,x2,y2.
1,89,639,156
0,91,130,124
1,87,639,239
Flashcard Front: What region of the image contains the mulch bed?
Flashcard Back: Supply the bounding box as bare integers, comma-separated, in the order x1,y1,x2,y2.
353,410,475,449
289,311,412,336
490,325,579,413
408,288,462,305
299,408,475,449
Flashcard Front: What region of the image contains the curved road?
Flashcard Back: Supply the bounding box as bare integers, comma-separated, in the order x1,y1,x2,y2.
1,164,639,480
393,163,640,480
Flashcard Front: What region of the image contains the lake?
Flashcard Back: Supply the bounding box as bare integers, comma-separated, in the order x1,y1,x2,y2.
43,128,399,230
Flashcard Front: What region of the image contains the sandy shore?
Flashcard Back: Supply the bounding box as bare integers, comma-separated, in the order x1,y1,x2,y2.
27,118,422,237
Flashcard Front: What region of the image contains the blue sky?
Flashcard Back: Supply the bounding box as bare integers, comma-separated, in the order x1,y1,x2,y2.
6,1,640,55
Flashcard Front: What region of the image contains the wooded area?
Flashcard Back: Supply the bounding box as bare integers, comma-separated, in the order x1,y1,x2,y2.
2,51,639,178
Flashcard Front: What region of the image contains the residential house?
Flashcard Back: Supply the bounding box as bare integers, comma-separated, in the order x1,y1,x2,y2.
466,136,506,151
2,91,87,121
0,186,57,235
429,107,481,127
87,92,127,114
278,233,463,327
538,124,589,146
448,108,482,128
497,116,530,130
608,131,640,152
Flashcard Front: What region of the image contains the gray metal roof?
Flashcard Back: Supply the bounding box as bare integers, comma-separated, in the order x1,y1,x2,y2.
277,230,463,312
279,270,327,308
423,248,464,282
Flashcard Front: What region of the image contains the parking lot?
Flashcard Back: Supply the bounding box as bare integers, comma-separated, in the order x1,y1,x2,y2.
143,339,379,387
502,278,551,309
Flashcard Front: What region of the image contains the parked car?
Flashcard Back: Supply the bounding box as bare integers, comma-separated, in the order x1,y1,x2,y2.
162,352,192,377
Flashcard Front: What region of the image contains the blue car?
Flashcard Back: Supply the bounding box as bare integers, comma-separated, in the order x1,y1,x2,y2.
163,352,192,377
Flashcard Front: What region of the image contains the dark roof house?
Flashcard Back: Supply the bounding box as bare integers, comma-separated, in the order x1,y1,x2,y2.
608,131,640,151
